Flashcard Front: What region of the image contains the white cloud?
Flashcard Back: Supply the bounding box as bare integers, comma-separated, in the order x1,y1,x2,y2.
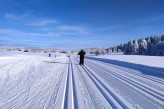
4,13,59,26
38,25,92,36
0,26,92,38
56,25,90,35
3,13,93,37
147,14,164,22
5,13,29,21
0,28,59,37
28,19,58,26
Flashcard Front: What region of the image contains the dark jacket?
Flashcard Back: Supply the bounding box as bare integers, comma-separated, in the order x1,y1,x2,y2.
78,50,86,58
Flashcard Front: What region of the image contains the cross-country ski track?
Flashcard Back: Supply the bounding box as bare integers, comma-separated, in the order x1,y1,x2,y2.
0,54,163,109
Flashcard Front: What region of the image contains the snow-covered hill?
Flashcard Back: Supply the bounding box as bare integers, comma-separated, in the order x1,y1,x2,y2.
0,46,62,53
0,52,163,109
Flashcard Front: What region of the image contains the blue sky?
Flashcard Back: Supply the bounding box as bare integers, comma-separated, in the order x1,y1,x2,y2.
0,0,164,50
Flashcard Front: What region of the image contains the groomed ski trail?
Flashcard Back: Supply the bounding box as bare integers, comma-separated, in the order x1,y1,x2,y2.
0,55,163,109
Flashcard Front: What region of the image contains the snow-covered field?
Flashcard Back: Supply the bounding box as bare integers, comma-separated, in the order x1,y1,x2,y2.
88,54,164,68
0,51,163,109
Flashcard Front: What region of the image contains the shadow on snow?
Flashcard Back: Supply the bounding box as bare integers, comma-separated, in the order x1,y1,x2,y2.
86,57,164,78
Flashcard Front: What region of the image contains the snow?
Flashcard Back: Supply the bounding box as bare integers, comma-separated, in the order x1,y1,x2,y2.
88,54,164,68
0,51,163,109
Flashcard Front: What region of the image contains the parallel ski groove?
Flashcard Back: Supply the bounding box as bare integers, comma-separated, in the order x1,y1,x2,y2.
86,57,164,83
52,58,70,109
87,59,164,90
86,60,164,101
81,65,131,109
75,58,122,109
85,59,164,108
0,54,163,109
63,58,70,109
71,59,79,109
74,59,95,109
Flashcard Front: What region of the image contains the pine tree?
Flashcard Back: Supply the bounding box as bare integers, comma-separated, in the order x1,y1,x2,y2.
161,35,164,41
127,39,133,55
132,40,139,54
123,43,128,54
121,35,164,56
146,37,152,55
139,39,147,55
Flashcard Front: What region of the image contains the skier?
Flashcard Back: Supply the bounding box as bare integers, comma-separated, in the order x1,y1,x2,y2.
49,53,51,57
78,49,86,65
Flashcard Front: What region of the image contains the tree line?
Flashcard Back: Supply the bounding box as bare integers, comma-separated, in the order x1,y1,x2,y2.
108,35,164,56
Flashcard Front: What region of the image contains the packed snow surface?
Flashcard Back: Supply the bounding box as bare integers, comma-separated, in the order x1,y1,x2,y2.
0,51,163,109
89,54,164,68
